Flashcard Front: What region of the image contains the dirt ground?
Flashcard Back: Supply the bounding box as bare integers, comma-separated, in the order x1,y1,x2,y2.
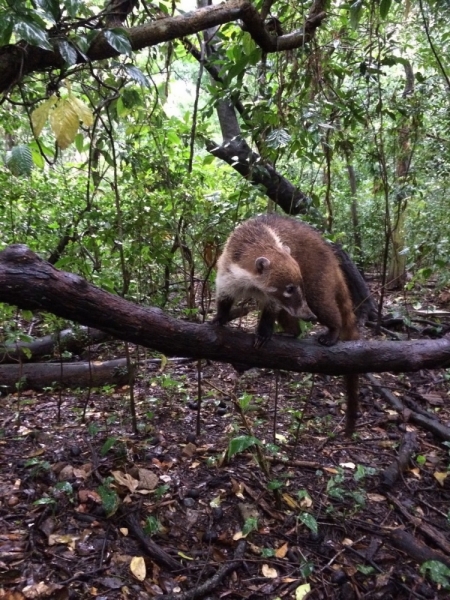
1,305,450,600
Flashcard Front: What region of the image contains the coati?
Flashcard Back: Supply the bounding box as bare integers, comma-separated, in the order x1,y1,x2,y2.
212,214,360,436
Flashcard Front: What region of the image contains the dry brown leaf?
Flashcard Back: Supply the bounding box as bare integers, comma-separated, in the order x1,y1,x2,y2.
275,542,288,558
137,468,158,491
112,470,139,493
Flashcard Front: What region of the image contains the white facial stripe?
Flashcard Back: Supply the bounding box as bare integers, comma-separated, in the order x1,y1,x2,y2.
266,286,278,293
283,290,292,298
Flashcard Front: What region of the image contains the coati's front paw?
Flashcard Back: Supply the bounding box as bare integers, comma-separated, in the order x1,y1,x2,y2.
318,331,339,346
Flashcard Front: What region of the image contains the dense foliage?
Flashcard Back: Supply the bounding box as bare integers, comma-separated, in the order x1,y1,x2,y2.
1,0,450,326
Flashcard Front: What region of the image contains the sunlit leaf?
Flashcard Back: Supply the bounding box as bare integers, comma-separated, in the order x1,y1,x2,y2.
68,96,94,127
49,98,80,149
14,20,52,50
295,583,311,600
35,0,61,21
31,95,57,137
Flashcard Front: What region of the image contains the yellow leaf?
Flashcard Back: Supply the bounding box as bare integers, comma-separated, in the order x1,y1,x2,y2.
295,583,311,600
275,542,288,558
282,493,299,509
130,556,146,581
262,563,278,578
434,471,447,486
178,551,194,560
31,96,57,137
68,96,94,127
49,98,80,149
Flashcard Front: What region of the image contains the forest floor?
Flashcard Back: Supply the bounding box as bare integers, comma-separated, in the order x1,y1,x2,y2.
1,290,450,600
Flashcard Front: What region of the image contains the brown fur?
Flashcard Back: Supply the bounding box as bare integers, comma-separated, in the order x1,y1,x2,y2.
213,214,360,436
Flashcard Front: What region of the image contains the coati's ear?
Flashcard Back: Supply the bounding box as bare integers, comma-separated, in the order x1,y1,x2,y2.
282,244,291,254
255,256,270,274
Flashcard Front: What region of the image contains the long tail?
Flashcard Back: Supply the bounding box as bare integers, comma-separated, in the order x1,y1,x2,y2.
344,374,359,436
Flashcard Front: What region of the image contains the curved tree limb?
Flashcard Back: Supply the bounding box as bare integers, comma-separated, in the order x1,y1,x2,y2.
0,0,327,94
0,245,450,378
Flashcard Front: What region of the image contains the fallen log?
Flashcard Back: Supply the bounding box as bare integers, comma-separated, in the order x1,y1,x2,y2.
0,359,132,392
0,245,450,377
0,327,109,363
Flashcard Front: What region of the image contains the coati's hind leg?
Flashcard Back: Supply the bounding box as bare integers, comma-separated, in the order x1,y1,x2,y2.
276,310,301,338
212,296,234,326
255,306,277,348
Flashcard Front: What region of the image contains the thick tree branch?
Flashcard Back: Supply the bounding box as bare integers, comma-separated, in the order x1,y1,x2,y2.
0,245,450,377
0,0,327,94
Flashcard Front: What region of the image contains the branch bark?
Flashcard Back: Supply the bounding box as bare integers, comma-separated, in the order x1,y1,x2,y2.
0,0,327,93
1,245,450,377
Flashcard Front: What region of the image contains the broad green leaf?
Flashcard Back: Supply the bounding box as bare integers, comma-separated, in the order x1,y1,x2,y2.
65,0,82,17
0,15,13,45
31,149,45,168
123,64,150,87
5,145,33,177
98,484,120,517
49,98,80,149
379,0,392,19
227,435,260,459
35,0,61,21
100,436,117,457
31,95,57,136
298,512,318,535
74,132,85,153
57,39,78,65
421,561,450,589
349,0,364,30
104,28,132,56
14,20,52,50
68,96,94,127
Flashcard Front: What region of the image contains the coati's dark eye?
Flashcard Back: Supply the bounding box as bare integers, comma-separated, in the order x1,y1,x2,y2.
285,284,296,295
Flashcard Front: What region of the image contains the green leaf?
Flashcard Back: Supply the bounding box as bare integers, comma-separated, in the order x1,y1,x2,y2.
122,64,150,87
421,561,450,590
379,0,392,19
98,484,120,517
65,0,82,17
349,0,364,30
227,435,260,459
74,132,84,153
104,28,132,56
57,39,78,65
31,149,45,169
100,436,117,456
298,512,318,535
5,145,33,177
55,481,73,493
14,19,52,50
0,15,13,45
35,0,61,21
